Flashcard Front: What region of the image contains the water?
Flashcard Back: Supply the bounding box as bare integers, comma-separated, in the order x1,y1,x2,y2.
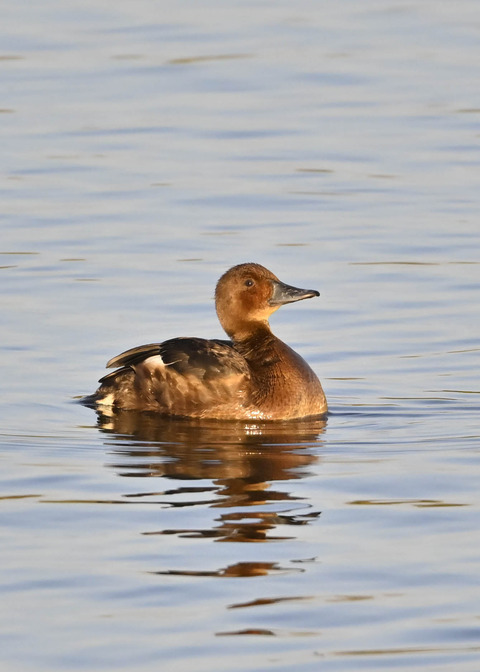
1,1,480,670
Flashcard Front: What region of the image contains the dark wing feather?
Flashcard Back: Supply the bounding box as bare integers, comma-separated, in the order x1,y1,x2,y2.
106,344,162,369
105,337,248,380
159,337,247,380
98,367,132,385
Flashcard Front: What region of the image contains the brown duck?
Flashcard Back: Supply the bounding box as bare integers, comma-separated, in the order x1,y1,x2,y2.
86,263,327,420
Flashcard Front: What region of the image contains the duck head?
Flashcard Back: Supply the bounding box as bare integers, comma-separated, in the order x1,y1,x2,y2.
215,262,319,341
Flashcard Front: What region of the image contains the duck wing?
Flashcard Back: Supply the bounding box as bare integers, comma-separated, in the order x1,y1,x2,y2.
95,337,251,416
100,337,249,382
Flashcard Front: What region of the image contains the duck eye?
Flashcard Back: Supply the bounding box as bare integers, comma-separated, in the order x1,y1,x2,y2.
244,279,254,288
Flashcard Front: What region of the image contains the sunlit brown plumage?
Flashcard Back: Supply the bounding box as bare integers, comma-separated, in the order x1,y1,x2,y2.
84,263,327,420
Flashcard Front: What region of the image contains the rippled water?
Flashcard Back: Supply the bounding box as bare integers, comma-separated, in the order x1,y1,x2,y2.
2,1,480,671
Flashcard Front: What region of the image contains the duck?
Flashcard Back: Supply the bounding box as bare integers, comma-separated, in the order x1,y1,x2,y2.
85,263,327,420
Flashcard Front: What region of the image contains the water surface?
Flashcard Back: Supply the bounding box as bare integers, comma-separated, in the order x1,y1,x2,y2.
1,1,480,671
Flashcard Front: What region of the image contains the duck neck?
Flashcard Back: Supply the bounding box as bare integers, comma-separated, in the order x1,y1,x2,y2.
231,322,279,363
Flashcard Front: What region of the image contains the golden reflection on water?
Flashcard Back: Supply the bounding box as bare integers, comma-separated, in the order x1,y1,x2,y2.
94,411,326,574
349,499,467,507
154,560,302,579
97,410,325,482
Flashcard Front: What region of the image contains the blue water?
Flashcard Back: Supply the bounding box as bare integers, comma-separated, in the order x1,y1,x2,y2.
1,2,480,671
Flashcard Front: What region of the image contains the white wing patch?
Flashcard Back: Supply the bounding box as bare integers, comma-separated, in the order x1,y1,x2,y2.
138,354,165,370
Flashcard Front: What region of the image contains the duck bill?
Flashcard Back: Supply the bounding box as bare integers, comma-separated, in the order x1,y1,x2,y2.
269,280,320,306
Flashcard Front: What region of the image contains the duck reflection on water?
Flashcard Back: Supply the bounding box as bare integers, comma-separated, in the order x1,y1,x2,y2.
95,409,326,555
